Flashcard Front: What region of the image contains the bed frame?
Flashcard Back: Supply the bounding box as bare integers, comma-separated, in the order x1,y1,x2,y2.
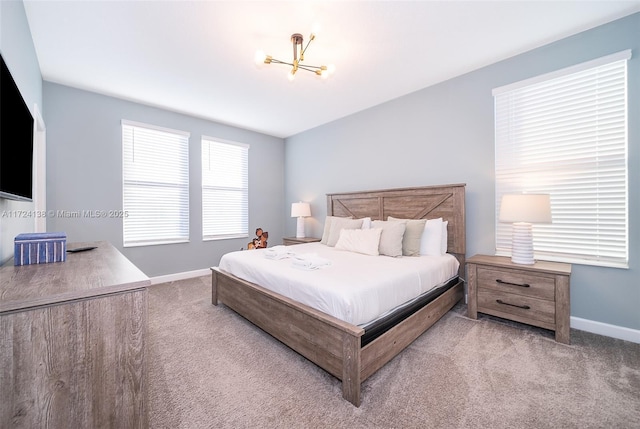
211,184,466,406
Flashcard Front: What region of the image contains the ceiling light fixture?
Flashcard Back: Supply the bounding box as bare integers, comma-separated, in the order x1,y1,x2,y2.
255,33,335,81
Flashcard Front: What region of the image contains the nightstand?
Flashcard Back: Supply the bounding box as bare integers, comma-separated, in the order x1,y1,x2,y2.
282,237,321,246
467,254,571,344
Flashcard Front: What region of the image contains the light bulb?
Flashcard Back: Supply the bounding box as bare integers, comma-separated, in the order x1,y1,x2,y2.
318,64,335,79
287,69,296,81
254,50,266,66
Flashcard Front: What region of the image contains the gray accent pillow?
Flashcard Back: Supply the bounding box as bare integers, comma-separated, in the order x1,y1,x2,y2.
321,216,352,245
387,216,427,256
371,220,406,257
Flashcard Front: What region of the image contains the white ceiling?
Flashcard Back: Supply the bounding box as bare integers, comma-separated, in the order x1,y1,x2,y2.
23,1,640,138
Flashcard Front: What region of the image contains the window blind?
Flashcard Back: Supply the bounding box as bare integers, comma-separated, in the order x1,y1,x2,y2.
122,120,190,247
202,137,249,240
493,50,630,268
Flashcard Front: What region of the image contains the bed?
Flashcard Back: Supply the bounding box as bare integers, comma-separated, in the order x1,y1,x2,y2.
211,184,466,406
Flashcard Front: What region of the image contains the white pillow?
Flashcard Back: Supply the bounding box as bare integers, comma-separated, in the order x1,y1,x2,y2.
321,216,352,245
360,217,372,229
327,217,365,247
371,220,406,257
419,217,444,256
441,220,449,254
335,228,382,256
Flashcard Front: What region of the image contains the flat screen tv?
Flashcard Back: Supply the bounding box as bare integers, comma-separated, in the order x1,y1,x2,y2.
1,52,35,202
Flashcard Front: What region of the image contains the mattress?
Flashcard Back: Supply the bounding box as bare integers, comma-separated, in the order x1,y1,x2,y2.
217,242,460,326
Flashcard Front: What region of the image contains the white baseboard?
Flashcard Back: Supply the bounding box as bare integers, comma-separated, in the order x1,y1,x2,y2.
571,316,640,344
150,268,211,285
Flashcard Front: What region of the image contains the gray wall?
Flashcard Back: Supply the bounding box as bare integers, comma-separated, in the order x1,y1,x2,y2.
43,83,285,277
0,0,42,263
285,13,639,331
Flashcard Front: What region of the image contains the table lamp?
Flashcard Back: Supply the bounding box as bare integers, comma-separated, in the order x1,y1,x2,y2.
499,193,551,264
291,202,311,238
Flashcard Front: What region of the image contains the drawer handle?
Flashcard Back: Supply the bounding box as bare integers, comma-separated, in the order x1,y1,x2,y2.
496,279,530,288
496,299,530,310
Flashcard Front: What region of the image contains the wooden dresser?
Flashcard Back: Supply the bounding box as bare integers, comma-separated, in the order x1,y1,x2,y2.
466,254,571,344
0,241,150,428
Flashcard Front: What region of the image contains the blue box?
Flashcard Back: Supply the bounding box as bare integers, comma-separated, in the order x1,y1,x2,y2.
14,232,67,266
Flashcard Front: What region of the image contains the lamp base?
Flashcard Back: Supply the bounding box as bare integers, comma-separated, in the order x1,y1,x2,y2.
296,217,306,238
510,222,535,264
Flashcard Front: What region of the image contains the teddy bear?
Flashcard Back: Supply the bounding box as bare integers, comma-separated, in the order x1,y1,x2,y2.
247,228,268,249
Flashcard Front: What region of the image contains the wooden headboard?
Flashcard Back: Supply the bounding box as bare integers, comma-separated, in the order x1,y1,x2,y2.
327,184,466,275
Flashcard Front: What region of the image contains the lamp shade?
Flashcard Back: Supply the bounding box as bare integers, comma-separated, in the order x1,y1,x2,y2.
291,202,311,218
499,194,552,224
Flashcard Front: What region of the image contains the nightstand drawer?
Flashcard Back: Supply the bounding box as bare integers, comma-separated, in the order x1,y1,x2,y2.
477,266,555,301
477,288,555,328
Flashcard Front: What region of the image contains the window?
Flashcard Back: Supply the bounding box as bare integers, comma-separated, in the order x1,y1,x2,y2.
122,120,190,247
202,137,249,240
493,50,630,268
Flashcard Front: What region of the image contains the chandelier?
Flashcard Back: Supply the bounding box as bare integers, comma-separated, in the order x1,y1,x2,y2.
255,32,335,81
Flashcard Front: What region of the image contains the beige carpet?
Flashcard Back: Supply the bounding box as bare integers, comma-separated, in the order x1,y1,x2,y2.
147,276,640,429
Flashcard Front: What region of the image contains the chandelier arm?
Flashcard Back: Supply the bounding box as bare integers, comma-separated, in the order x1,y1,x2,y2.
300,39,313,59
297,64,325,73
268,58,295,67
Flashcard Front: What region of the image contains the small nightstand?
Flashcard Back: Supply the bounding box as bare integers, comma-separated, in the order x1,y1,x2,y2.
282,237,321,246
467,254,572,344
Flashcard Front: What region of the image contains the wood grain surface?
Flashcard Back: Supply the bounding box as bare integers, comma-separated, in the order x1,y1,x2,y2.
1,241,150,313
1,241,149,428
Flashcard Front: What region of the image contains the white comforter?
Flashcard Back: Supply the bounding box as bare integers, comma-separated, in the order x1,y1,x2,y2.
217,242,459,326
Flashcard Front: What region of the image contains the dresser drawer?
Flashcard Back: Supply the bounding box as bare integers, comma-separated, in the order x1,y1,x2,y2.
477,288,556,328
477,266,555,301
